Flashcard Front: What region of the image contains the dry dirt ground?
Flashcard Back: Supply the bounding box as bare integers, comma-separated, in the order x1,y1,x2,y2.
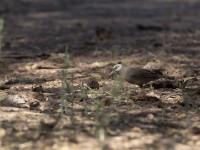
0,0,200,149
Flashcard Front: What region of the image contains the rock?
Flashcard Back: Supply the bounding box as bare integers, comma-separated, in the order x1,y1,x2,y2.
83,78,100,90
32,85,44,93
143,60,180,77
95,26,110,40
0,92,30,108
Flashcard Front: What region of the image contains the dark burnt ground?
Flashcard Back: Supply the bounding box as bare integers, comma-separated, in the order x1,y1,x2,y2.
0,0,200,149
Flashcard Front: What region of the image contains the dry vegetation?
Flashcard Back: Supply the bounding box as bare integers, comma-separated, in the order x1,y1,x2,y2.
0,0,200,150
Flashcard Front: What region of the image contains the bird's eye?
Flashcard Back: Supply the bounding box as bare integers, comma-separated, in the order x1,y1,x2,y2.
113,64,121,71
114,66,118,70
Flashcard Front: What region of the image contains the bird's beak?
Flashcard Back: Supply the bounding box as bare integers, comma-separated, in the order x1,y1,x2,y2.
110,70,116,78
110,70,114,76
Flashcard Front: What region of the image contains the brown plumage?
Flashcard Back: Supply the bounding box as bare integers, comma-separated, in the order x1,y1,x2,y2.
111,64,174,87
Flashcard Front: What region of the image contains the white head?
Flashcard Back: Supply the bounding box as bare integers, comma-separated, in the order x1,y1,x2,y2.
111,64,123,76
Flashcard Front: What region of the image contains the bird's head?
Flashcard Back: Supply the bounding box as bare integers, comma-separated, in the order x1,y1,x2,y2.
110,63,123,76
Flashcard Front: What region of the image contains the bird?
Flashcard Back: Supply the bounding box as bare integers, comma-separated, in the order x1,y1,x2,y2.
111,63,174,87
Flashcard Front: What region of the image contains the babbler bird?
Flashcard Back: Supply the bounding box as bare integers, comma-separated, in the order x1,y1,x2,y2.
111,63,174,87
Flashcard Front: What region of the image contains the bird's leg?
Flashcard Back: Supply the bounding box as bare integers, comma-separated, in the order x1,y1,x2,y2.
150,83,154,91
142,81,154,90
144,81,154,91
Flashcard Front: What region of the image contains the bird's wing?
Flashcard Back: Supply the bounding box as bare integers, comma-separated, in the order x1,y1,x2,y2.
128,68,159,79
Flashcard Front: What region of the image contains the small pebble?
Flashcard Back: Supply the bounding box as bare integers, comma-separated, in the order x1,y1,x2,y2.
147,114,155,120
